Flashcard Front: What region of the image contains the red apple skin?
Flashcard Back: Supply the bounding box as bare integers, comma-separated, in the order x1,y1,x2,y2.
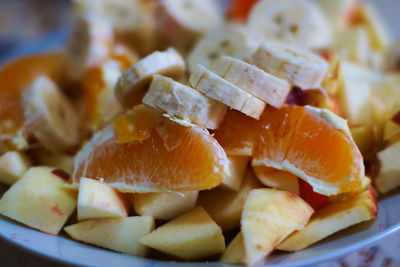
367,186,378,217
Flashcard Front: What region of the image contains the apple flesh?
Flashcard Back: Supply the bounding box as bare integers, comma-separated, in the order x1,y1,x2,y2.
198,169,262,232
241,188,314,266
252,165,299,194
140,207,225,260
30,148,74,174
78,177,127,221
220,232,245,265
131,191,198,220
0,151,31,185
221,155,249,191
0,167,76,235
375,141,400,194
65,216,154,256
277,188,377,251
334,26,369,65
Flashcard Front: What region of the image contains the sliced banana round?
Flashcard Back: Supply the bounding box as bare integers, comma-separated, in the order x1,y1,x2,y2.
251,42,328,89
189,65,266,120
247,0,332,50
188,24,263,72
66,16,113,82
143,75,227,129
23,76,79,153
156,0,223,48
115,48,185,108
209,56,291,108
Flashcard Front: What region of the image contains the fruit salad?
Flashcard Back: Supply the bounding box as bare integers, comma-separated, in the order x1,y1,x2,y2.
0,0,399,266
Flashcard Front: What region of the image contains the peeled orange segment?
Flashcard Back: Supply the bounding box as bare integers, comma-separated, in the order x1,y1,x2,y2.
212,110,260,156
0,52,66,150
253,106,364,195
73,106,228,192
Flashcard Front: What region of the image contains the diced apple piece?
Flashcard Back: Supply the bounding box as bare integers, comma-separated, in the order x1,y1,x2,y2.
384,121,400,144
277,188,377,251
252,166,299,194
64,216,154,256
334,26,369,65
131,191,198,220
350,125,378,158
0,151,31,185
78,177,127,221
140,207,225,260
220,232,245,265
0,167,76,235
375,141,400,194
31,148,74,174
198,169,262,232
315,0,356,28
242,189,314,266
221,156,249,191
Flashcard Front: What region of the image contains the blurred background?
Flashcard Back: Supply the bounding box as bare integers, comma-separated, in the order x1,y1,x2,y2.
0,0,398,63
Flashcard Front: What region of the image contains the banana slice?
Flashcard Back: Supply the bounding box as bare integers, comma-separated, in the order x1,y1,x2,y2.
23,76,79,153
115,48,185,108
189,65,266,119
66,16,113,82
251,42,328,89
156,0,223,49
143,75,227,129
209,56,291,108
188,24,262,72
247,0,332,50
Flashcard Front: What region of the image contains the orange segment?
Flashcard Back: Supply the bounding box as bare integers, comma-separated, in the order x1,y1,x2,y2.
73,106,228,192
0,52,66,136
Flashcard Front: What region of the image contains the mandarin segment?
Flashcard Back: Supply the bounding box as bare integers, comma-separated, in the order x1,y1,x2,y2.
73,107,228,192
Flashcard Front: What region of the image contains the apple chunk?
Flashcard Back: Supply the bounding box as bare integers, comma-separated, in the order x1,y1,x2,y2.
242,189,314,266
0,167,76,235
64,216,154,256
0,151,31,185
221,156,249,191
277,188,377,251
375,141,400,194
140,207,225,260
78,177,127,221
220,232,245,265
198,168,262,232
131,191,198,220
252,165,299,194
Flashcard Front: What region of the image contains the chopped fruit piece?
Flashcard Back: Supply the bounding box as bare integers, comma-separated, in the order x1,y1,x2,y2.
277,189,377,251
29,149,74,174
131,191,198,220
0,52,66,150
221,156,249,191
253,166,299,194
0,167,76,235
198,169,262,232
228,0,259,21
350,125,379,158
0,151,31,185
212,110,259,156
78,177,127,221
189,65,266,119
65,216,154,256
115,48,185,108
375,141,400,194
143,75,227,129
334,26,369,65
209,56,291,108
220,232,245,265
241,189,314,266
73,105,228,193
140,207,225,260
299,179,330,211
23,76,79,153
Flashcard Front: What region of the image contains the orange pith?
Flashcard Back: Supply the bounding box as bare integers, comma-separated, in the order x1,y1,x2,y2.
0,52,65,136
73,106,228,192
214,106,364,195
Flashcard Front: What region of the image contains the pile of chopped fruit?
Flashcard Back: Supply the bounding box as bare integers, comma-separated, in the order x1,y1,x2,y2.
1,0,400,266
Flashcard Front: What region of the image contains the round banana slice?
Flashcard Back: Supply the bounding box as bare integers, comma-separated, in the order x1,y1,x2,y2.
247,0,332,50
143,75,228,129
210,56,291,108
251,42,328,89
189,65,266,119
156,0,223,48
115,48,185,108
188,24,263,72
23,76,79,153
